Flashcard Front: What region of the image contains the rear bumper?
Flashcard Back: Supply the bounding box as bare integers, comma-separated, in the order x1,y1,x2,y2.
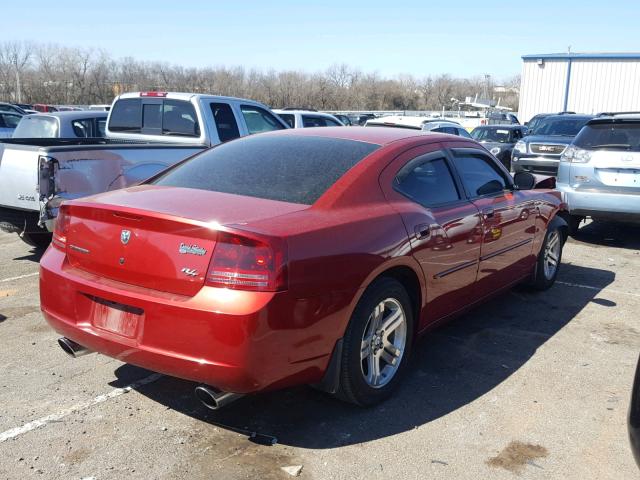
40,247,343,393
556,183,640,220
511,155,560,175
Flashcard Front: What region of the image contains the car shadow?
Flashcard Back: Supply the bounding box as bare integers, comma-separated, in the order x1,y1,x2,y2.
13,247,45,263
572,220,640,250
112,262,614,449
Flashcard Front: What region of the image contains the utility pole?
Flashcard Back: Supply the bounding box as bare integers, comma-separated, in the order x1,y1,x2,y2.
15,67,21,103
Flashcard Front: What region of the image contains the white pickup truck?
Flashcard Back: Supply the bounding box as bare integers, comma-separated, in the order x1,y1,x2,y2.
0,92,288,247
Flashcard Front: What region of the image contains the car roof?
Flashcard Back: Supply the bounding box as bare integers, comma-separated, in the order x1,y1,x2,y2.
23,111,108,120
365,115,431,129
542,114,594,121
423,121,463,129
473,124,523,130
273,109,336,117
265,125,457,146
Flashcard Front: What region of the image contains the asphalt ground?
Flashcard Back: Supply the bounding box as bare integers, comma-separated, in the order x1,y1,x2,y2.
0,221,639,479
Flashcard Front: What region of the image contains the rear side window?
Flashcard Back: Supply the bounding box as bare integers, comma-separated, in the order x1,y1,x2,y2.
96,119,106,137
451,150,510,197
434,126,457,135
574,122,640,151
210,103,240,142
240,105,285,134
12,116,58,137
72,119,93,137
395,155,460,207
152,135,379,204
109,98,200,137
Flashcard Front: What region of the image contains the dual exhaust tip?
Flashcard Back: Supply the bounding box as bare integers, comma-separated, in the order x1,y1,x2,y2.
57,337,242,410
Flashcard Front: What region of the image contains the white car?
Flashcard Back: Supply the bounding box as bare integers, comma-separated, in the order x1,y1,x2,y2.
365,115,472,138
274,109,344,128
12,111,108,138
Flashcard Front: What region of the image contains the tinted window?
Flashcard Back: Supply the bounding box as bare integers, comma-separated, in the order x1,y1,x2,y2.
532,117,591,136
142,103,162,130
471,128,513,143
152,135,379,205
395,156,460,206
277,113,295,128
433,126,457,135
109,98,142,132
241,105,285,134
12,116,58,137
302,115,327,128
162,100,199,136
1,113,23,129
96,119,106,137
457,128,472,138
574,122,640,151
210,103,240,142
451,150,509,197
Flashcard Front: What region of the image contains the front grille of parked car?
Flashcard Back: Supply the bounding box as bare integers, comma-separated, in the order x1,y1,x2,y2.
530,143,567,155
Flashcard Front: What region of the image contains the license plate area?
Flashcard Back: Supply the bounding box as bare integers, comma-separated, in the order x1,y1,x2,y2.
597,168,640,188
84,294,143,338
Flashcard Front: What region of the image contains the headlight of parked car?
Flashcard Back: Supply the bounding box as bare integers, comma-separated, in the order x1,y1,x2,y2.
561,145,592,163
490,147,501,156
513,141,527,154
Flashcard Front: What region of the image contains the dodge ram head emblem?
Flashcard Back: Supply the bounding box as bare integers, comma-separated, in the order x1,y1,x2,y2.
121,230,131,245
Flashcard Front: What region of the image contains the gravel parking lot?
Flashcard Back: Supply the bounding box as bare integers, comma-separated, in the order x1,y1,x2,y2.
1,222,639,480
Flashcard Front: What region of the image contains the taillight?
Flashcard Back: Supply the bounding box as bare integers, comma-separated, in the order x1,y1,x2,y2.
52,206,70,251
205,232,287,292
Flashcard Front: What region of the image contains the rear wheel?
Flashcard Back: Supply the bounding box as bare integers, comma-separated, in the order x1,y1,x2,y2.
530,225,564,290
20,231,52,249
336,277,414,406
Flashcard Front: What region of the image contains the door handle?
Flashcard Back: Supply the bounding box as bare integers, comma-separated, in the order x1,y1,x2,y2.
484,209,495,219
414,224,431,239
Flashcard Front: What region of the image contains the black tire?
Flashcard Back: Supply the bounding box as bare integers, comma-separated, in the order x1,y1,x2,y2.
20,231,52,249
530,225,564,290
336,277,414,406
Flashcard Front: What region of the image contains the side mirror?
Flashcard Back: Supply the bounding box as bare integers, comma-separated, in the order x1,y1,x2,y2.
513,172,536,190
514,172,556,190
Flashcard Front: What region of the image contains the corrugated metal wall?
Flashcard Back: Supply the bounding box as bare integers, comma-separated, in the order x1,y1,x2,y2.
519,57,640,122
518,60,569,122
568,59,640,115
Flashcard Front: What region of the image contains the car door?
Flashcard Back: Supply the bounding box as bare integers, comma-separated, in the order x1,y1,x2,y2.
381,144,483,326
447,147,537,296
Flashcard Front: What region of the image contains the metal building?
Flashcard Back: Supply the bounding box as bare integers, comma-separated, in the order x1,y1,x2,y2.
518,52,640,122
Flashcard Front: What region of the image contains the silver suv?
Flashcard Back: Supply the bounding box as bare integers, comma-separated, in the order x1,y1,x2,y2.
556,113,640,234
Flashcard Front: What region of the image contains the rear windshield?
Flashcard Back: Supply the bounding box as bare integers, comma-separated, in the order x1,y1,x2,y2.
152,135,379,204
531,117,590,137
574,122,640,151
109,98,200,137
12,116,58,138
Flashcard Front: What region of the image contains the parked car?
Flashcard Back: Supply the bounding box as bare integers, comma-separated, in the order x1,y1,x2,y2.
12,111,108,138
0,102,27,115
421,120,472,138
0,112,23,138
524,112,576,134
511,114,594,175
630,353,640,469
274,109,344,128
487,112,520,125
471,125,528,170
333,114,353,126
556,113,640,234
40,127,568,409
0,91,288,248
32,104,59,113
89,104,111,111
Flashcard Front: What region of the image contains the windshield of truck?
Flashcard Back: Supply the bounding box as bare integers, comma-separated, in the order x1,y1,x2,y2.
531,117,590,137
574,122,640,151
12,116,58,138
471,128,513,143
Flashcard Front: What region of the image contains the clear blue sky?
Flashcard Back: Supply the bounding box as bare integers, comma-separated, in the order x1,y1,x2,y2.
3,0,639,80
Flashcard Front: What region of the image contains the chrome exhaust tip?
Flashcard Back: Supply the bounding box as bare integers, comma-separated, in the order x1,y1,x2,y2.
194,385,243,410
57,337,92,358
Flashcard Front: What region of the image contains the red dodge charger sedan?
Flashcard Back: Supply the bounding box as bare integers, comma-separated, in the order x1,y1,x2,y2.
40,127,567,408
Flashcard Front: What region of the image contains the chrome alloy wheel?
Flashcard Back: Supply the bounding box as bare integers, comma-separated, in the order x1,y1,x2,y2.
543,230,561,280
360,298,407,388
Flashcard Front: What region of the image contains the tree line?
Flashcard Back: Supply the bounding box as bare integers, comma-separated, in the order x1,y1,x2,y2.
0,41,519,111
